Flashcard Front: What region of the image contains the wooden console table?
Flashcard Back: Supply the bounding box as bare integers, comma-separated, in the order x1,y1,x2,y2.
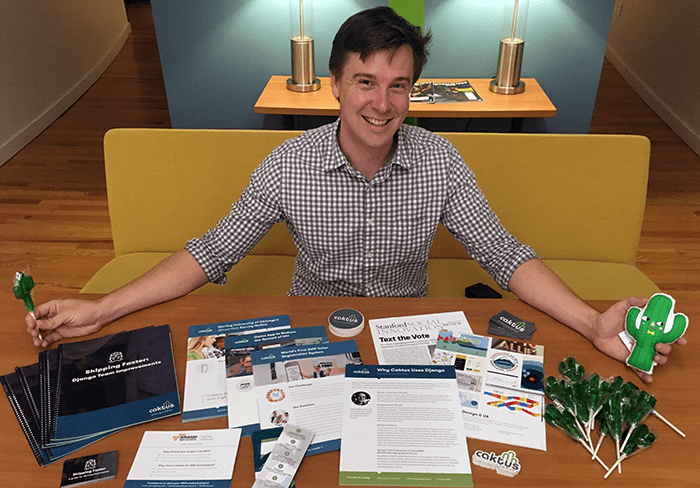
255,76,556,129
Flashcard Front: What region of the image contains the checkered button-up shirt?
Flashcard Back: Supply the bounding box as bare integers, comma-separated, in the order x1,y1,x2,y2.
186,120,538,297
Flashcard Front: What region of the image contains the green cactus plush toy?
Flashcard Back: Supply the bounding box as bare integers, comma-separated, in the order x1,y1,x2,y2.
625,293,688,374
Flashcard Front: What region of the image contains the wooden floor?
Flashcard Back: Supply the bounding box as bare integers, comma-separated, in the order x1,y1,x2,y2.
1,2,698,302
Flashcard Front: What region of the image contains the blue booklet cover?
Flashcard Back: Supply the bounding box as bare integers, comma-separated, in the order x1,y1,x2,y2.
1,367,118,466
50,325,180,445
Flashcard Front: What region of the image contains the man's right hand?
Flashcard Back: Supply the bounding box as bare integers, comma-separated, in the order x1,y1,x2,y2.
26,299,108,347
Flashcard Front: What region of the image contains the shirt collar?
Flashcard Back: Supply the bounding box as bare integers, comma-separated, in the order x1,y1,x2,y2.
321,119,417,172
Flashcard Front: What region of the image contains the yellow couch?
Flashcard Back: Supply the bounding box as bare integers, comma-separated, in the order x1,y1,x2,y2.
81,129,660,300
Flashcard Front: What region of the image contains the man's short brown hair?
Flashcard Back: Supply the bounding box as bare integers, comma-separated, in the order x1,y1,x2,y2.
329,7,432,84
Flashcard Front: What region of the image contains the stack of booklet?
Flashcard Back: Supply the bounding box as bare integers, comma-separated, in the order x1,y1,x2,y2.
182,314,365,455
1,324,180,466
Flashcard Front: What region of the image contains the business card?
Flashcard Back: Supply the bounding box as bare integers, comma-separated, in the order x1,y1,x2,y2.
488,311,535,340
61,450,118,487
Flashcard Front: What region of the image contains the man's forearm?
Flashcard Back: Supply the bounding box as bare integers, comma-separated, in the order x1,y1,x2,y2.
97,249,209,324
507,258,599,341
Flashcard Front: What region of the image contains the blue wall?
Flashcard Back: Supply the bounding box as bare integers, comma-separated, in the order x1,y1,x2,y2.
151,0,615,134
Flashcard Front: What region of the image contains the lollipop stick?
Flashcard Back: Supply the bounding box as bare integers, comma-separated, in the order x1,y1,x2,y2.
620,425,635,453
578,439,610,471
29,311,43,342
592,433,605,459
653,410,686,438
574,417,592,447
604,454,626,479
615,437,622,473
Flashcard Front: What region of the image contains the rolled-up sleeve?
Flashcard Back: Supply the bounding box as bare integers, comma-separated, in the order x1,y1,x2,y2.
440,151,538,291
185,156,285,285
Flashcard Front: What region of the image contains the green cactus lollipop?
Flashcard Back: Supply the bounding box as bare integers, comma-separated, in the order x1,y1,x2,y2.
625,293,688,374
620,390,656,452
559,356,585,382
545,376,578,416
13,271,35,314
545,404,580,440
602,391,626,473
14,270,42,341
592,411,611,460
586,374,610,424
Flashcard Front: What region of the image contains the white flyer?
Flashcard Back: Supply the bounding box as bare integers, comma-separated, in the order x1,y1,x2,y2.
368,311,472,365
124,429,242,488
432,329,547,450
339,365,473,487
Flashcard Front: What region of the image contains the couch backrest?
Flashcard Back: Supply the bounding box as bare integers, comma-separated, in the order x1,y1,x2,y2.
104,129,301,257
104,129,649,266
435,132,650,265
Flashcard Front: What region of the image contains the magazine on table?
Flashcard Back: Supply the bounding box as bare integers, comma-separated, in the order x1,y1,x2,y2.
410,80,482,103
368,311,472,365
182,315,291,423
409,81,434,102
432,329,547,450
434,80,483,102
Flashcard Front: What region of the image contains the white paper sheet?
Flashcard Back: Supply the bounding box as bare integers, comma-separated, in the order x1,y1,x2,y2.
124,429,241,488
339,365,473,487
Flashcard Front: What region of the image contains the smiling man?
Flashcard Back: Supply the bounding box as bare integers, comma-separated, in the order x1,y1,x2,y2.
27,7,684,383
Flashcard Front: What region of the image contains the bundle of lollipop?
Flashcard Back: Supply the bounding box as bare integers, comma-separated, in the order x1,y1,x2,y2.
544,357,685,479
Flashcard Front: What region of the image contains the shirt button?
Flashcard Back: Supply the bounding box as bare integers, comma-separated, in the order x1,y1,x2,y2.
366,253,374,258
367,219,374,226
366,283,372,290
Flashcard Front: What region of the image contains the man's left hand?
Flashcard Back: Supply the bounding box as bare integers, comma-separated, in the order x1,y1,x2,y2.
589,297,688,384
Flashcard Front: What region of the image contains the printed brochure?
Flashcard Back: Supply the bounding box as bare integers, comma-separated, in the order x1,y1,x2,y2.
432,329,546,450
225,325,328,436
51,325,180,445
339,365,472,487
252,340,363,455
182,315,290,422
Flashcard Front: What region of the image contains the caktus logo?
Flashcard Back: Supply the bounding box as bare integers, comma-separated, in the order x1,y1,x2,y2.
149,400,175,414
